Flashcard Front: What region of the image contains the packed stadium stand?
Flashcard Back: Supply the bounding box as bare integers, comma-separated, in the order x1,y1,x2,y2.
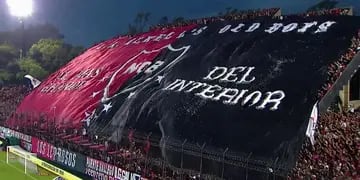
1,7,360,180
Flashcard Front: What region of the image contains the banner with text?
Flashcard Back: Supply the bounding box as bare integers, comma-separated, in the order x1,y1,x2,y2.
0,126,31,143
89,16,360,177
31,137,86,173
85,156,131,180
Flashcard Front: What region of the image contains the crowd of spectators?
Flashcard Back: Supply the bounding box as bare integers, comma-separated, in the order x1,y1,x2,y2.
291,111,360,179
281,8,352,20
303,7,352,17
317,30,360,99
0,85,27,122
149,8,280,30
10,108,360,179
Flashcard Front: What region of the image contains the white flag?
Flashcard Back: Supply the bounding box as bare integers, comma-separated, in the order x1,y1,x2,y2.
24,74,41,88
306,102,318,145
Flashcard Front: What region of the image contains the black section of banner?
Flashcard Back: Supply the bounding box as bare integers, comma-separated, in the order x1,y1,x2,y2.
53,147,87,174
90,16,360,179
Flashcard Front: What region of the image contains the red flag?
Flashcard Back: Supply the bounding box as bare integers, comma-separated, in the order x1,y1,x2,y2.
10,25,196,128
128,129,134,142
144,138,151,154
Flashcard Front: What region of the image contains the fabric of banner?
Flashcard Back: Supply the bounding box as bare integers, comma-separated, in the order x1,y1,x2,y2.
10,25,196,128
89,16,360,177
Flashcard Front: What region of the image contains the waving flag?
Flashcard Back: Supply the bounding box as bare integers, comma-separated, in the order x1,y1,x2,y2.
24,74,41,89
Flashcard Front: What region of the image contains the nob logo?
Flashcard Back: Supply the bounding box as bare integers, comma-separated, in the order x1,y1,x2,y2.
100,44,190,103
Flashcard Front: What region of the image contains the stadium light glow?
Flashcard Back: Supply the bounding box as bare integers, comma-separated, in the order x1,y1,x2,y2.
6,0,33,18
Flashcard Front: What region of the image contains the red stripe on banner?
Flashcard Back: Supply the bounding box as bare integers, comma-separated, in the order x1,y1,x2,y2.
31,137,55,160
10,25,196,128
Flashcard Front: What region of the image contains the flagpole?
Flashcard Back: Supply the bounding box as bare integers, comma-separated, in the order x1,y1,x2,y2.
53,107,56,141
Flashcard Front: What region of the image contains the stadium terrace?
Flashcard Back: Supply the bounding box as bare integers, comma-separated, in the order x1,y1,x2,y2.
0,6,359,180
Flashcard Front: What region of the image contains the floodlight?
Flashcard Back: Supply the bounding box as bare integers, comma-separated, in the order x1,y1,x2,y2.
7,0,33,18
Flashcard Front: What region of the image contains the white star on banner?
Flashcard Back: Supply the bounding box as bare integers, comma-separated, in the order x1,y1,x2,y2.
91,91,101,98
127,92,136,99
156,76,164,83
83,118,91,127
108,42,118,49
82,109,96,127
102,102,112,113
90,109,96,116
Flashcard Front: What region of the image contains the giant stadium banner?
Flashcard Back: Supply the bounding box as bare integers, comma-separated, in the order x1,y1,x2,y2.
10,25,195,128
86,16,360,178
31,137,86,173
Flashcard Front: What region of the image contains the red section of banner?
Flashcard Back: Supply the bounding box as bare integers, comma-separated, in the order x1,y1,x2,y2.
31,137,38,153
31,137,55,160
11,25,195,128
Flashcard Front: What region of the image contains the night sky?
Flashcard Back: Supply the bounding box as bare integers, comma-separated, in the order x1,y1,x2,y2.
0,0,359,47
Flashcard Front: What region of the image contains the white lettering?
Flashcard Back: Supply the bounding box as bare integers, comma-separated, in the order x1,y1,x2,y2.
154,34,167,41
57,72,68,80
282,23,298,33
144,61,164,74
164,32,175,39
315,21,336,33
195,84,222,99
242,91,262,107
297,22,317,33
142,36,157,43
265,23,283,34
236,67,255,84
230,89,249,104
203,66,227,81
213,88,239,104
220,67,246,83
257,90,285,110
133,37,145,44
77,69,101,79
185,82,205,93
123,62,151,74
125,38,136,45
219,25,231,34
192,26,208,35
163,79,194,92
231,23,245,33
177,31,187,39
245,23,260,32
